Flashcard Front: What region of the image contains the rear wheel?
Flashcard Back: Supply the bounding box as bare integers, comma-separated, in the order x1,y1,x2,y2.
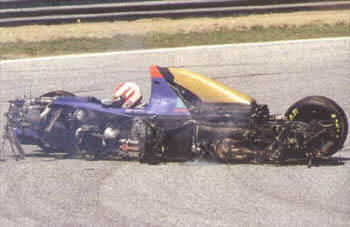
285,96,348,157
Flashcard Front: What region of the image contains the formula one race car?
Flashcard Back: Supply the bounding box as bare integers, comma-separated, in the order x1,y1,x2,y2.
2,66,348,166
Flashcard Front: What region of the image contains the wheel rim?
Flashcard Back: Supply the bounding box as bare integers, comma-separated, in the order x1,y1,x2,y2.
292,105,342,156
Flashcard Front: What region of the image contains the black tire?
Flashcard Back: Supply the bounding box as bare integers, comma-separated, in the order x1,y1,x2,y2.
285,96,348,156
40,90,75,98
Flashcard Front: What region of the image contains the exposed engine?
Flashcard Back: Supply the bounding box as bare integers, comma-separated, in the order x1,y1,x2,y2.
75,117,148,160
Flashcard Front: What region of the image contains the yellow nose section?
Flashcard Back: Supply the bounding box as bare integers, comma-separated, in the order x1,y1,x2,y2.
168,68,255,105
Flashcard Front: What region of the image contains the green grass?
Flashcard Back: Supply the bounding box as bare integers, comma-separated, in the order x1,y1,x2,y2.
1,24,349,60
147,24,350,47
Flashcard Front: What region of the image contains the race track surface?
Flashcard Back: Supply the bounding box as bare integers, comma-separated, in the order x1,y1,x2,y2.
0,38,349,226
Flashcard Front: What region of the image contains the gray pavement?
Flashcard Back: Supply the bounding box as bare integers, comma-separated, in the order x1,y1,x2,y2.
0,38,349,225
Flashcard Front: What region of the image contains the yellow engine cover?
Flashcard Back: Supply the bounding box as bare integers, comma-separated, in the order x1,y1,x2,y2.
168,67,255,105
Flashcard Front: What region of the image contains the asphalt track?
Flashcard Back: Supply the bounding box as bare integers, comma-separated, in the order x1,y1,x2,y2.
0,38,349,226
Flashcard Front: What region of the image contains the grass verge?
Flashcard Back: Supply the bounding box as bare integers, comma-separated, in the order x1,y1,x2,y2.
1,23,349,60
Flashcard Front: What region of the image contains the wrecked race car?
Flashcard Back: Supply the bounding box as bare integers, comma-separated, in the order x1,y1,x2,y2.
2,65,348,166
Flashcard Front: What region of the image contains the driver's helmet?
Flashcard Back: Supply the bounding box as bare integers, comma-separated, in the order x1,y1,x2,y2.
113,82,142,108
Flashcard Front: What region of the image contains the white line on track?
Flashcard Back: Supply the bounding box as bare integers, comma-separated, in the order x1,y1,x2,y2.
1,37,349,64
